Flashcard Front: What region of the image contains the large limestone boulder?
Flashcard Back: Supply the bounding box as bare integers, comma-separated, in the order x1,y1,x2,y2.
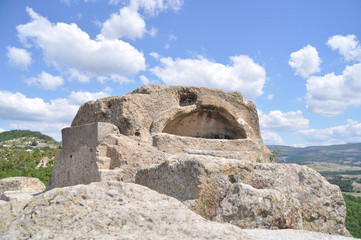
0,177,45,214
0,177,45,195
135,154,350,236
45,84,351,238
0,181,252,240
49,85,271,189
0,181,354,240
71,85,270,161
48,122,166,189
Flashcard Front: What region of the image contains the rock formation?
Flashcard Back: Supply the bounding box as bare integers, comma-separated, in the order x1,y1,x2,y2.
0,181,354,240
48,85,270,189
0,177,45,214
136,155,348,235
0,85,354,239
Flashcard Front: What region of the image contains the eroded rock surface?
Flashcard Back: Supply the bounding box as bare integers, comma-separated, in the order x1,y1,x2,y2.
71,85,270,161
135,155,349,236
0,181,252,240
43,84,352,238
48,122,166,189
0,177,46,217
0,181,354,240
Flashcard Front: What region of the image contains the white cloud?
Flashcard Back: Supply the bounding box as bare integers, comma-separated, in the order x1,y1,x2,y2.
0,90,110,141
261,130,284,145
109,0,120,5
25,72,64,90
149,52,160,60
151,55,266,100
306,63,361,116
327,34,361,62
259,110,309,132
0,128,5,133
0,90,108,122
298,119,361,145
101,6,146,40
130,0,183,16
6,47,32,70
67,68,90,83
267,94,274,100
68,91,109,105
288,45,322,78
17,7,145,78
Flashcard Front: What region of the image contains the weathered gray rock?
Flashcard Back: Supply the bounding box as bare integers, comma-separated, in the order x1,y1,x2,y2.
0,181,354,240
71,85,271,162
135,154,350,236
242,229,355,240
43,84,352,238
0,181,253,240
36,156,50,168
48,122,166,189
0,177,46,215
0,177,45,195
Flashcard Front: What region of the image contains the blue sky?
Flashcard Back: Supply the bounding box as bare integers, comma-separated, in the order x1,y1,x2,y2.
1,0,361,146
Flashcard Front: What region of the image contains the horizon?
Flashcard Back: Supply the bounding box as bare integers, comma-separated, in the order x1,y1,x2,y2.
0,0,360,146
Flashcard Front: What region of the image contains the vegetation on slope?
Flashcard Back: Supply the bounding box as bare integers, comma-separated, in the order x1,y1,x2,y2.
0,130,55,142
0,130,61,185
0,147,58,185
343,194,361,238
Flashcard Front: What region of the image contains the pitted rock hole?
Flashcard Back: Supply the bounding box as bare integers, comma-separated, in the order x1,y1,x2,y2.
162,109,246,139
179,91,197,106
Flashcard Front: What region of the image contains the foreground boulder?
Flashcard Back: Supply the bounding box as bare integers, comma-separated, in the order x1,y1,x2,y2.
48,85,271,189
135,154,349,236
0,177,45,213
0,182,354,240
44,84,351,237
1,181,252,240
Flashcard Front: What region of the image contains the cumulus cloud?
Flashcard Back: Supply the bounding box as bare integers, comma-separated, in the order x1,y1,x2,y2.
67,68,90,83
0,90,108,122
151,55,266,100
298,119,361,145
259,110,309,132
68,91,109,105
0,90,109,141
17,7,145,78
327,34,361,62
289,45,322,78
261,130,284,145
306,63,361,116
130,0,183,16
100,0,182,40
25,72,64,90
101,6,146,40
6,46,32,70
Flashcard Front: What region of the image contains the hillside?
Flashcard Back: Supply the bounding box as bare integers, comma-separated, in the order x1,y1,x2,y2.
0,130,60,150
268,143,361,167
0,130,61,185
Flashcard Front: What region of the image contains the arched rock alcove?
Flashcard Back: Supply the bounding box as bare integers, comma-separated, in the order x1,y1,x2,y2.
162,108,247,140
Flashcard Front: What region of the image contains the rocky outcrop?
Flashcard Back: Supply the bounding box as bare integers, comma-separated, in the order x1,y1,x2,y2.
0,181,355,240
71,85,271,161
48,122,166,189
41,84,352,238
0,177,45,196
0,177,45,215
0,181,252,240
135,154,349,236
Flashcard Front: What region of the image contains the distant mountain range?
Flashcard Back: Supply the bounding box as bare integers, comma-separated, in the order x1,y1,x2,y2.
267,143,361,167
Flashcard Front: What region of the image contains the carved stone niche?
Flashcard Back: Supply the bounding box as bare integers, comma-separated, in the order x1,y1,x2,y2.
71,84,271,162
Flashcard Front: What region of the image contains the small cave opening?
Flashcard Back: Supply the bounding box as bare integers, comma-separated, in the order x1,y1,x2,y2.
162,109,246,139
179,90,197,106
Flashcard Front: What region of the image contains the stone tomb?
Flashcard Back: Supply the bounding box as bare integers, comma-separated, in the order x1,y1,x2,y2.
48,85,270,189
